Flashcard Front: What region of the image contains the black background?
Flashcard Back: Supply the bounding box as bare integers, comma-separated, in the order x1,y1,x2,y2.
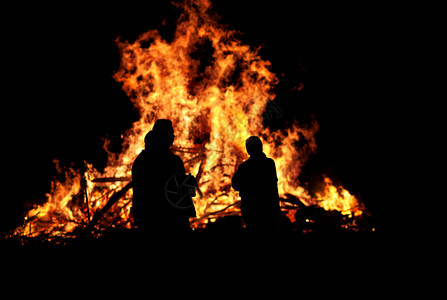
2,0,405,234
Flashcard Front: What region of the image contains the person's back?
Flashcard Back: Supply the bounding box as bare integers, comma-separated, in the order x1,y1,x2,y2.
132,148,187,229
232,136,280,232
132,119,194,234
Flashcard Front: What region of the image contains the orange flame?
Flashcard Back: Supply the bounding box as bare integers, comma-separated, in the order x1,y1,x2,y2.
316,176,364,218
12,0,365,237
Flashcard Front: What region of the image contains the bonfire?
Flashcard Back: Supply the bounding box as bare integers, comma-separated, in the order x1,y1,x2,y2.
10,0,369,240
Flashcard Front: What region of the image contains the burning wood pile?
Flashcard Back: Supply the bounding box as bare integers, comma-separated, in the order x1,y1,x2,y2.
7,0,373,244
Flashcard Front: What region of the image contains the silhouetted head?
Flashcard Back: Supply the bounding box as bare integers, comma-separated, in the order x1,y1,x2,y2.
145,119,175,150
246,136,263,156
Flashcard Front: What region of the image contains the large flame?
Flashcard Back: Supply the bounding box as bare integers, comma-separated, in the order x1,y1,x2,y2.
12,0,365,237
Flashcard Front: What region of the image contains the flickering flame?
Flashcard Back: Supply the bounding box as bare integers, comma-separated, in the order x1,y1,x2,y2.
19,161,82,237
12,0,365,238
316,176,363,218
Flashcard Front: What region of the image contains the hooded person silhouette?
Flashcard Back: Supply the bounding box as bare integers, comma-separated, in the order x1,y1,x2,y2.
232,136,280,233
132,119,196,235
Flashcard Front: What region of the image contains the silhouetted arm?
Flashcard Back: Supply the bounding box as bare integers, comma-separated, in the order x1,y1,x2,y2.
131,153,144,189
270,159,280,212
177,156,186,174
232,165,242,191
271,159,278,184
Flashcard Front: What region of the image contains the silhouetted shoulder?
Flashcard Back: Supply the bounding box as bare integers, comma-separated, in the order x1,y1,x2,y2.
267,157,278,181
237,160,249,170
131,151,147,176
171,152,183,162
266,157,276,169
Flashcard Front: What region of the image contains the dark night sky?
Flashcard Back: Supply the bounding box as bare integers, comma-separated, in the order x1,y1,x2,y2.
3,1,404,233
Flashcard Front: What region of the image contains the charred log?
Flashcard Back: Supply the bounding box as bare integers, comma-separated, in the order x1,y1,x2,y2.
88,181,133,230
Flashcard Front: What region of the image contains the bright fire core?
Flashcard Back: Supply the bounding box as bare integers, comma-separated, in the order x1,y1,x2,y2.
13,0,366,237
